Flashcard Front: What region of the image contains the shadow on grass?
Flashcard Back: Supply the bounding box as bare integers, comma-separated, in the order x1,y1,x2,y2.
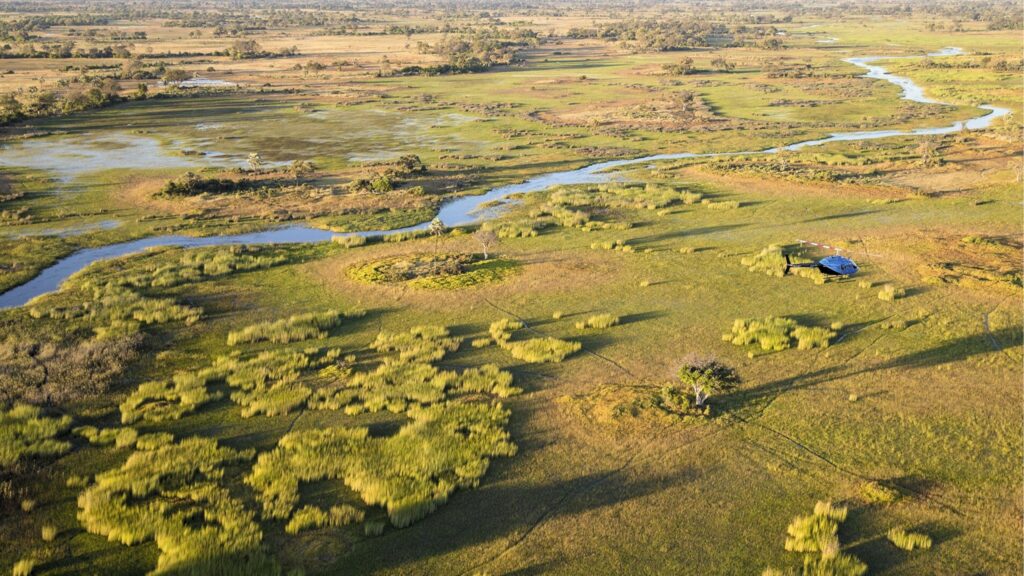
331,463,698,574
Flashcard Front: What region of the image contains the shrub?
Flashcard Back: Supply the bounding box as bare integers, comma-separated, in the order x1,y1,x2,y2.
857,279,873,289
887,528,932,551
0,404,73,467
678,246,695,254
471,338,492,348
878,284,906,301
552,311,564,320
227,310,345,346
830,321,845,331
20,498,35,512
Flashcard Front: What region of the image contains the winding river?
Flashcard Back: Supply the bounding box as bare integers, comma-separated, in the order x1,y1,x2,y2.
0,47,1011,309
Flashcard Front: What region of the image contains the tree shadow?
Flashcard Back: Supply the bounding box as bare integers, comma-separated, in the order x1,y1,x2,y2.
330,465,698,574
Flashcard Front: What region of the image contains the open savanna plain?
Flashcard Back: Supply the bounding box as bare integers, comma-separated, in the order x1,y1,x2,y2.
0,2,1021,575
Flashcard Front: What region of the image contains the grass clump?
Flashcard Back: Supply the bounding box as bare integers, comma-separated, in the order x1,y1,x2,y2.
1,404,73,468
860,481,900,504
226,310,345,346
767,501,867,576
331,235,367,248
371,326,461,363
77,437,277,575
878,284,906,302
488,318,581,363
217,348,341,418
453,365,522,398
349,254,517,289
120,369,223,424
12,559,35,576
91,246,289,290
792,326,837,350
725,317,835,353
742,246,788,277
504,338,581,364
575,314,620,330
41,524,58,542
887,527,932,551
284,504,365,534
74,426,138,448
247,402,516,528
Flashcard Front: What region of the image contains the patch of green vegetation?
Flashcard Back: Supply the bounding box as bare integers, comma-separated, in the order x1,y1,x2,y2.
765,501,867,576
348,253,518,289
247,401,515,528
488,318,582,363
227,309,346,346
887,527,932,551
77,437,278,575
724,317,836,353
327,207,435,233
0,404,73,468
120,370,224,424
575,313,620,329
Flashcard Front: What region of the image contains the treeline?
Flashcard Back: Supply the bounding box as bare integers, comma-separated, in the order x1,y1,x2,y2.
388,29,536,76
567,18,730,51
0,78,125,125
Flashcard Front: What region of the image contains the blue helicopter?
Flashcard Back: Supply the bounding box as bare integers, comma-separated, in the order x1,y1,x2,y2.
784,240,859,277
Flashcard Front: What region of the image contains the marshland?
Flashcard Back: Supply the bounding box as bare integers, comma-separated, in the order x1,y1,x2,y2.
0,1,1021,575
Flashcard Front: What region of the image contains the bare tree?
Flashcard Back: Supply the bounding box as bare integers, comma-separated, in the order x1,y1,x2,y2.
472,229,499,259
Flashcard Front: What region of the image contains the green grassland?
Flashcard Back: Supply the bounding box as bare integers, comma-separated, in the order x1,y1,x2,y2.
0,6,1021,576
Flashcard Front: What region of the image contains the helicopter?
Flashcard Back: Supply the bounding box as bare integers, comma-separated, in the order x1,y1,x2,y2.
784,240,859,277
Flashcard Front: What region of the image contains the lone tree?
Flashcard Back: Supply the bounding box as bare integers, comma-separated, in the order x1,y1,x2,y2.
247,152,264,172
428,217,446,251
677,354,739,408
472,229,499,259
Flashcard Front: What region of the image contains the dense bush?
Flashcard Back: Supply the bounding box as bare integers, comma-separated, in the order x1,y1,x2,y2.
0,404,73,468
